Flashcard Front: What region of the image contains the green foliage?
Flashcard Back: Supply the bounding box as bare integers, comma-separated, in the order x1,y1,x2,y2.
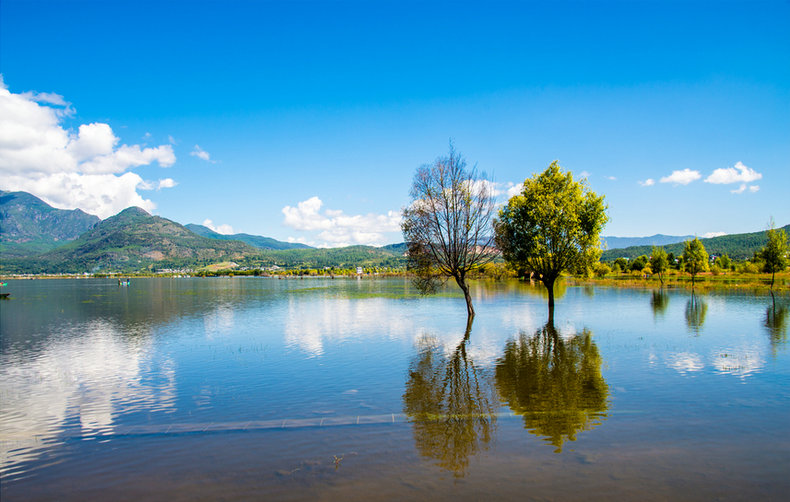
715,253,731,270
682,237,709,285
613,257,628,272
593,261,611,278
630,255,649,272
650,247,669,285
758,224,789,289
494,161,608,317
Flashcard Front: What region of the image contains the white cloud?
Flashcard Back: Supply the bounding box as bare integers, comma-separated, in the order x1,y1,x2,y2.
638,178,655,187
190,144,213,162
606,175,617,181
579,171,591,178
730,184,759,194
705,161,762,184
0,78,176,218
157,178,177,190
282,196,401,247
659,168,701,185
202,218,235,235
505,182,523,198
703,231,727,238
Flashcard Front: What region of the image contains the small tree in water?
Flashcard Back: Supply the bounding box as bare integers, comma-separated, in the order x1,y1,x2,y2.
401,145,497,318
494,161,608,323
758,221,789,291
682,237,708,287
650,246,669,286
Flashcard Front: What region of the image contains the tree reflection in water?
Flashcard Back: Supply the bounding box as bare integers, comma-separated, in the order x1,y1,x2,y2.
765,294,788,353
495,323,609,453
651,289,669,318
402,321,497,477
685,294,708,334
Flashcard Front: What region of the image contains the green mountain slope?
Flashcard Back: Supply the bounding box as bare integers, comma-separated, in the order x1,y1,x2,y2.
601,224,790,261
260,245,406,269
7,207,263,273
185,223,312,250
0,190,100,256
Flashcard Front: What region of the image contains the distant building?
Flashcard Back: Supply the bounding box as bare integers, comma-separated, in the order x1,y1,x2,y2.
356,267,363,275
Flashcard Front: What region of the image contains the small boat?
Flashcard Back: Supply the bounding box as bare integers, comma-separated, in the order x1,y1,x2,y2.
0,293,10,299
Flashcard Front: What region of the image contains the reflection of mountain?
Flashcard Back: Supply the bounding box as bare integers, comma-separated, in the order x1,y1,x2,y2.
685,295,708,334
495,323,609,453
403,326,497,477
0,319,175,474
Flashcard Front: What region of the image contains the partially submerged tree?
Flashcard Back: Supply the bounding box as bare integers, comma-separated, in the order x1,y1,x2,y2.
650,246,669,286
682,237,709,287
758,221,789,290
494,161,607,322
402,145,497,318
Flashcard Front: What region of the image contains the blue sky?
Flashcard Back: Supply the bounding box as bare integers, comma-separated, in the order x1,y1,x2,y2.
1,0,788,246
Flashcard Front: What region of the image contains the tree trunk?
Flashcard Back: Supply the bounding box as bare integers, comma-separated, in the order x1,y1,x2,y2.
455,276,475,319
543,275,556,325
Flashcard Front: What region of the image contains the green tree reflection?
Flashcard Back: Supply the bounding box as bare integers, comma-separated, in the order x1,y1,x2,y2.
685,294,708,334
495,323,609,453
402,322,497,477
650,289,670,318
765,294,788,352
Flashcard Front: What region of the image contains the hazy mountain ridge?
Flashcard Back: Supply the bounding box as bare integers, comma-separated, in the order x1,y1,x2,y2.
185,223,312,250
0,190,100,256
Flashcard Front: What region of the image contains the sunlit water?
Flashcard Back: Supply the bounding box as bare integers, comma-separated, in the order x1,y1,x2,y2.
1,277,788,500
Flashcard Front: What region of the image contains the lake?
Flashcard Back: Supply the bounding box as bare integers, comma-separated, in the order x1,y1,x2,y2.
1,277,788,500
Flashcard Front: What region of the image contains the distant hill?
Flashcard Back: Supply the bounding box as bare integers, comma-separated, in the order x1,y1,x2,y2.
0,190,100,257
262,244,406,270
601,224,790,261
602,234,693,250
4,207,263,273
185,223,312,250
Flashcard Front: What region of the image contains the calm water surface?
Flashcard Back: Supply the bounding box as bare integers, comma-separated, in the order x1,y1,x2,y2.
1,277,788,500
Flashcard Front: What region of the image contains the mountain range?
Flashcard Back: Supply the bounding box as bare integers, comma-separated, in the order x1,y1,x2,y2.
0,191,404,273
1,190,785,273
600,225,790,261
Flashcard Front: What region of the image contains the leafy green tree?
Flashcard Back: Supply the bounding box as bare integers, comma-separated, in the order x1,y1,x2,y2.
682,237,709,287
758,223,789,290
630,254,648,272
650,246,669,286
494,162,608,322
613,257,628,273
715,253,731,271
402,145,497,318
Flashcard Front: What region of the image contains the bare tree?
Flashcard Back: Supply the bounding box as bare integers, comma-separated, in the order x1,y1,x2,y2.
401,145,497,318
